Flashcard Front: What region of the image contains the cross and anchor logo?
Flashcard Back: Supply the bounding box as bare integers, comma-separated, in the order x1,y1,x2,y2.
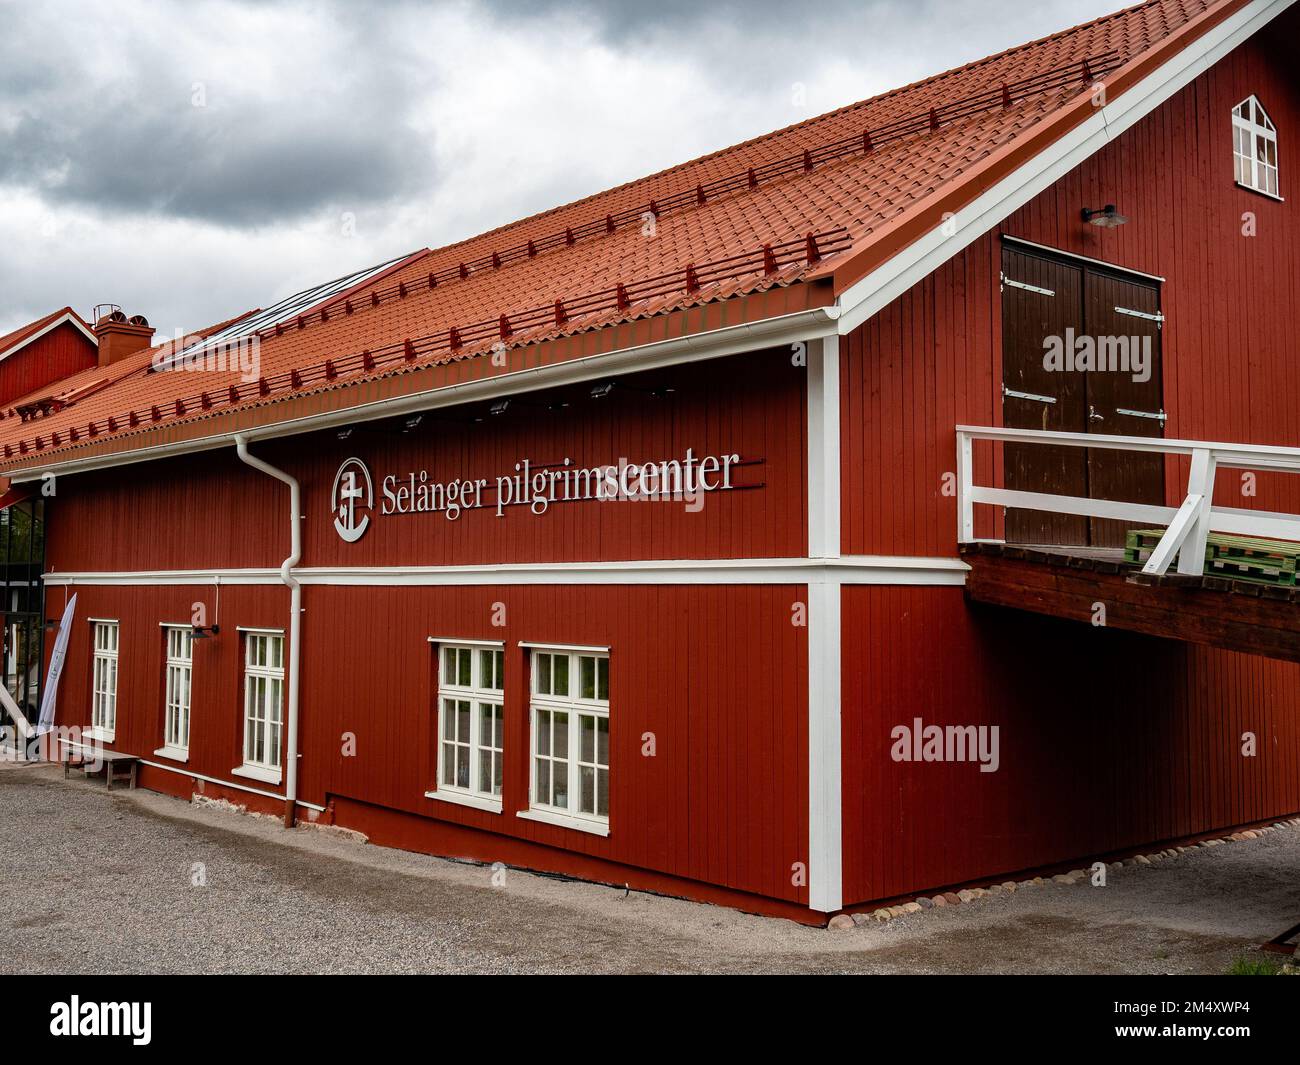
332,457,373,543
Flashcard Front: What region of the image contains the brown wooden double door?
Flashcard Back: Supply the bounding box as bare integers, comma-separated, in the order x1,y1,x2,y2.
1001,243,1165,547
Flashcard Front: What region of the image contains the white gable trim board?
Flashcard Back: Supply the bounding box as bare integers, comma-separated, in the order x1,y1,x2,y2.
0,312,97,365
833,0,1295,336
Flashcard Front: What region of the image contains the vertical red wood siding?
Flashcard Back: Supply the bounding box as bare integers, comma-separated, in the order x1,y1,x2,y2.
0,322,97,408
298,584,807,906
47,350,807,573
42,350,813,914
841,586,1300,904
839,21,1300,906
51,584,289,778
842,20,1300,558
38,17,1300,918
51,582,809,912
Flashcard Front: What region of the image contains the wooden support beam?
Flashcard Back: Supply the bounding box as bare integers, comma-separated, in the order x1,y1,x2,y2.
962,545,1300,665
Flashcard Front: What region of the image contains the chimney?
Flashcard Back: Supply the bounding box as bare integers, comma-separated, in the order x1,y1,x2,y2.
93,308,154,366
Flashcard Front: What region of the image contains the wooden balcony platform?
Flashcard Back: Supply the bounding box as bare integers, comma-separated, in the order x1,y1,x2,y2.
961,542,1300,664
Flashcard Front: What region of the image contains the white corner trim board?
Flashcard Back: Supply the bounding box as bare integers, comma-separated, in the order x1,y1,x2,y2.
834,0,1294,336
44,555,969,588
805,333,844,912
806,578,843,913
806,335,841,560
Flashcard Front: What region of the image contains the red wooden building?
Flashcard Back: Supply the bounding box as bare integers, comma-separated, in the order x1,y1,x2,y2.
0,308,98,409
1,0,1297,922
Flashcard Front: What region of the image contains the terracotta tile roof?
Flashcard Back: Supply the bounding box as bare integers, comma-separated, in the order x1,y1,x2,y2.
0,0,1242,469
0,307,92,360
0,307,261,422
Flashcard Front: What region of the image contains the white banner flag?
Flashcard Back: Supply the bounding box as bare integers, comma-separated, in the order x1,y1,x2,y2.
37,592,77,734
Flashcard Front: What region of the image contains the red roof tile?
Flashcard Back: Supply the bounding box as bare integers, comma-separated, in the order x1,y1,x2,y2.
0,0,1242,469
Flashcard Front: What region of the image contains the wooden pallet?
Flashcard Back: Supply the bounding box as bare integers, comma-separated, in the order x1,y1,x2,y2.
1125,528,1300,586
1123,529,1213,567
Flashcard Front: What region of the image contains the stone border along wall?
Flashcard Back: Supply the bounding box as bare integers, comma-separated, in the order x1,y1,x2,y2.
827,818,1300,931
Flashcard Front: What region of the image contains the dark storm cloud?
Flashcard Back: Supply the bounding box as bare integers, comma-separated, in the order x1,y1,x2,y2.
0,4,436,226
482,0,880,39
0,100,433,226
0,0,1126,337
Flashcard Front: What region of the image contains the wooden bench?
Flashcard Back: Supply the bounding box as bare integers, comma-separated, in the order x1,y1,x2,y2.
64,750,139,791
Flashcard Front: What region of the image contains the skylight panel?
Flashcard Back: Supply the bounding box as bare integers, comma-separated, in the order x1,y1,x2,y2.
156,254,408,369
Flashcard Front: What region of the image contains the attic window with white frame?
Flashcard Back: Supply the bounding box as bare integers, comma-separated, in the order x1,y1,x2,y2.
1233,95,1280,198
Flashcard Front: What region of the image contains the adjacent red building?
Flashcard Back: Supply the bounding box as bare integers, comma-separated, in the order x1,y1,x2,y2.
1,0,1297,922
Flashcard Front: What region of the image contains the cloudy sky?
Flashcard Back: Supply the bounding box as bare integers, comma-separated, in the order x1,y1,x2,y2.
0,0,1123,336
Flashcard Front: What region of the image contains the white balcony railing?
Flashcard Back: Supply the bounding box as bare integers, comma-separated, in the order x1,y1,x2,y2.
956,425,1300,576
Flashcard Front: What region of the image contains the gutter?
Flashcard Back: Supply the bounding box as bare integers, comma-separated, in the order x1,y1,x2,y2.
234,434,302,828
4,305,839,484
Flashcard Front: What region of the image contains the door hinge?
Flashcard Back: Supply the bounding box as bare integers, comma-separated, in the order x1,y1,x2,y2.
1115,407,1168,424
1001,273,1055,296
1003,384,1057,404
1114,306,1165,327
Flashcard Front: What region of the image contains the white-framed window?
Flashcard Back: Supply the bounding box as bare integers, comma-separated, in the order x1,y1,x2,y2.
434,643,505,812
1233,95,1280,198
238,631,284,782
90,620,119,739
526,647,609,833
159,625,193,757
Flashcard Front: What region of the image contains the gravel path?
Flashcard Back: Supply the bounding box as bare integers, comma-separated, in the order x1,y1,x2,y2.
1,762,1295,974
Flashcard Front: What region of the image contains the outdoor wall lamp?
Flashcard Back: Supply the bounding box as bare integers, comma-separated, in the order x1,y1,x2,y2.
489,398,567,416
191,625,220,640
590,381,675,400
1081,204,1129,227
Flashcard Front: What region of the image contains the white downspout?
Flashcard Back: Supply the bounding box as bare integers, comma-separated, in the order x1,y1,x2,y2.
234,434,302,827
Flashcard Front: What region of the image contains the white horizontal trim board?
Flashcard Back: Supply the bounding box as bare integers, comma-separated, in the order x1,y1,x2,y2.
516,808,610,837
7,307,840,484
232,763,282,785
958,424,1300,468
426,636,504,648
45,555,969,588
153,744,189,763
1001,236,1166,282
969,485,1178,525
62,740,325,811
835,0,1291,336
48,569,281,587
424,789,502,815
519,641,610,653
959,424,1300,569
